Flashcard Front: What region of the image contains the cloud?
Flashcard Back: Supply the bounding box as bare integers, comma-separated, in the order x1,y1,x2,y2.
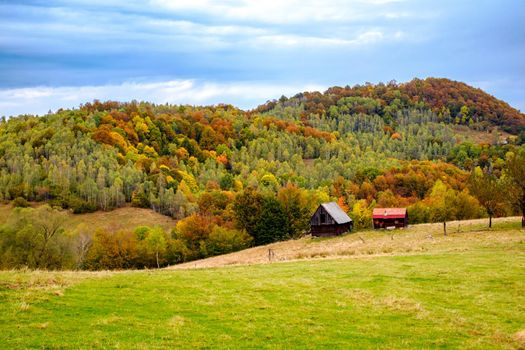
0,80,326,117
250,30,386,48
150,0,409,24
0,2,410,57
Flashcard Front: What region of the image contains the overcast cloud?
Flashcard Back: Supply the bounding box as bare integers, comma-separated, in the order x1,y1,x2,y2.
0,0,524,116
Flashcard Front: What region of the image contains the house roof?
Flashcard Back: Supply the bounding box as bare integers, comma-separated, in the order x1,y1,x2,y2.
321,202,353,224
372,208,407,219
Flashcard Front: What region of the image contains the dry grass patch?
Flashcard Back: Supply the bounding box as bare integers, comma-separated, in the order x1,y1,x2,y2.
170,217,524,270
515,330,525,347
0,204,177,233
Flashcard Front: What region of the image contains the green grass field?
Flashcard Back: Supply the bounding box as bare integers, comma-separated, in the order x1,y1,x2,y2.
1,227,525,349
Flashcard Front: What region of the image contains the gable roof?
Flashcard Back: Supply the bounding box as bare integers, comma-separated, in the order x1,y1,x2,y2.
321,202,352,224
372,208,407,219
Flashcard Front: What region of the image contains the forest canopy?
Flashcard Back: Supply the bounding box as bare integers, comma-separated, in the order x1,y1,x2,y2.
1,77,524,269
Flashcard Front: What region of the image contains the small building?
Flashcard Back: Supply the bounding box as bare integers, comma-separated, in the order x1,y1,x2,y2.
310,202,353,237
372,208,408,229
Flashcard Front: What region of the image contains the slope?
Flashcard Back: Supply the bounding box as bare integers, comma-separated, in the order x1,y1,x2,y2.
170,216,524,269
0,224,524,349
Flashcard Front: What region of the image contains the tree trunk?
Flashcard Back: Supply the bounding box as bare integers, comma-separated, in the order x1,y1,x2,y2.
156,251,160,269
443,221,447,236
489,215,492,228
521,203,525,227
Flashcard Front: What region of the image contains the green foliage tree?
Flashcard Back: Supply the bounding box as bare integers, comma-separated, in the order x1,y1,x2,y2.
205,226,252,256
469,167,506,228
145,226,167,268
233,188,264,237
277,183,311,238
0,206,72,269
253,197,288,245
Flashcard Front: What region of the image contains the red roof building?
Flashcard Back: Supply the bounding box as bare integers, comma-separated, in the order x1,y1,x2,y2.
372,208,408,229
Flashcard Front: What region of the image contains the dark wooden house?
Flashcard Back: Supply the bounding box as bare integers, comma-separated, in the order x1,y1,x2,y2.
310,202,353,237
372,208,408,229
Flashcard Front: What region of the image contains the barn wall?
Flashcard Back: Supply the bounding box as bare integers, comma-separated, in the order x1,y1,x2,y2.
310,206,336,226
311,223,352,237
373,216,408,229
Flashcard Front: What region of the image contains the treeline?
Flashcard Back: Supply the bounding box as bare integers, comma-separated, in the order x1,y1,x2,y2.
0,183,315,270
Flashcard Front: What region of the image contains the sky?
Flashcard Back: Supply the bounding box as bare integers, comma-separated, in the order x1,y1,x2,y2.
0,0,524,116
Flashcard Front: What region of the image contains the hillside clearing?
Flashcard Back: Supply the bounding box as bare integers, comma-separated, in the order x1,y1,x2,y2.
0,204,177,233
170,216,524,269
0,229,524,349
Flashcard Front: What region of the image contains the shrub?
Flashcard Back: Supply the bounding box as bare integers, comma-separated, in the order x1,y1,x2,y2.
12,197,29,208
205,226,252,256
68,197,97,214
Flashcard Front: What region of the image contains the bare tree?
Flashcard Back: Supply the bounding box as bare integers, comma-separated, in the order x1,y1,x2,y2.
30,205,67,268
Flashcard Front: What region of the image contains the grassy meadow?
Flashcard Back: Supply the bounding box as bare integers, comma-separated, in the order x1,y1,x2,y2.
1,220,525,349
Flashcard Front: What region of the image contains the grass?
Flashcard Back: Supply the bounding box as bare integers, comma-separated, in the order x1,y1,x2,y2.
0,203,177,233
171,216,523,269
1,224,525,349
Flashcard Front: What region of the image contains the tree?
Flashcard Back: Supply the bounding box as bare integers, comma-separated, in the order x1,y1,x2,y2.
277,183,311,238
30,206,67,268
350,200,373,229
0,206,71,269
145,227,167,268
174,214,215,258
427,180,457,235
233,188,264,237
205,226,252,256
85,229,138,270
505,151,525,227
253,196,288,245
469,167,506,228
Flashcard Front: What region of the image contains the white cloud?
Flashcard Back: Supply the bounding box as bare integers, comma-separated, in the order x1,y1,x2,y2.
0,80,326,117
150,0,408,24
250,30,385,47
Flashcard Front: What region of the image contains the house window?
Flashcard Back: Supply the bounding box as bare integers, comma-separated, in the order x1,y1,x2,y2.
320,213,326,224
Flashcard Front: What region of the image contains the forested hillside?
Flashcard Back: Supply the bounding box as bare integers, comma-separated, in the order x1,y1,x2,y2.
1,77,525,269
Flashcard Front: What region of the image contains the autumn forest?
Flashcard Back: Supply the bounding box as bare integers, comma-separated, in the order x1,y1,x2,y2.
1,78,525,270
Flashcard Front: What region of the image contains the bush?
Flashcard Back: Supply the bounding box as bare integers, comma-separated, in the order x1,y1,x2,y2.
68,197,97,214
12,197,29,208
205,226,252,256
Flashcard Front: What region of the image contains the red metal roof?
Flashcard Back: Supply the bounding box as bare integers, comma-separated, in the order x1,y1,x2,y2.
372,208,407,219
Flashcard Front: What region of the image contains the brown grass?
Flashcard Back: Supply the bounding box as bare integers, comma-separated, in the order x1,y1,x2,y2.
515,330,525,347
453,125,513,144
169,216,524,270
0,203,177,233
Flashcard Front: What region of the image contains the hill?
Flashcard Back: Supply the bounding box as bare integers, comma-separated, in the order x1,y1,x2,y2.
1,77,525,268
257,78,525,134
1,221,524,349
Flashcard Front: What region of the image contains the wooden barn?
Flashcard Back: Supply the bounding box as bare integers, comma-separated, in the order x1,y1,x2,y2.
372,208,408,229
310,202,353,237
